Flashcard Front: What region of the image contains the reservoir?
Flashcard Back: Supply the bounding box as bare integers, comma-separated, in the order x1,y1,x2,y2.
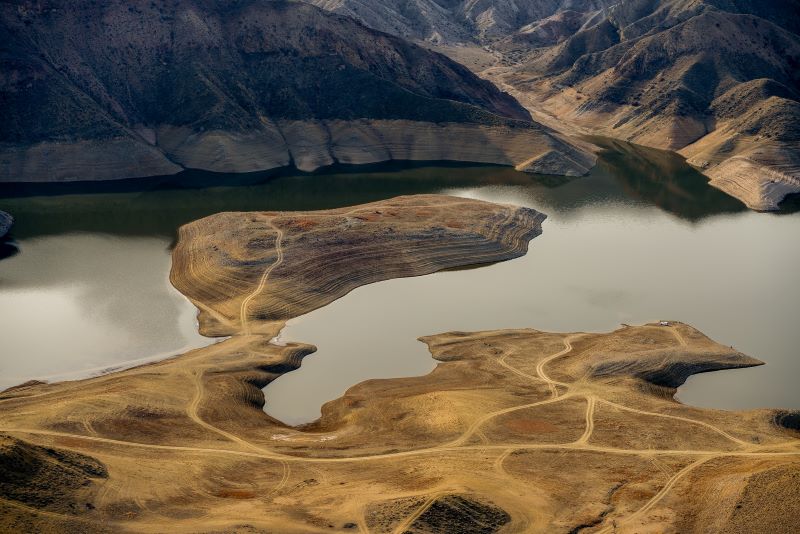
1,141,798,425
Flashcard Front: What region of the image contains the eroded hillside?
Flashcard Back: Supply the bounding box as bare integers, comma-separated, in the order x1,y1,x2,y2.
307,0,800,210
0,0,595,181
1,195,797,532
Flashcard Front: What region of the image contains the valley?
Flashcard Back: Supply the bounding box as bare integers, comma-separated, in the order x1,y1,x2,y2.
0,0,593,182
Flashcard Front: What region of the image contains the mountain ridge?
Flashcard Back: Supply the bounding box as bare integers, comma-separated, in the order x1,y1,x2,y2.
305,0,800,210
0,0,595,182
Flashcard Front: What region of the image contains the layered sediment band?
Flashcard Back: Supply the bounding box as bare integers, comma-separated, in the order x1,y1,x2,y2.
170,195,546,336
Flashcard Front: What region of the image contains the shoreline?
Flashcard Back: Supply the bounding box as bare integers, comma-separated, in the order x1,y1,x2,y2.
1,194,798,532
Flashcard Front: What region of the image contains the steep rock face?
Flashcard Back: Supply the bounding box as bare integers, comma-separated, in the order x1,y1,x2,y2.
143,119,596,176
0,0,595,181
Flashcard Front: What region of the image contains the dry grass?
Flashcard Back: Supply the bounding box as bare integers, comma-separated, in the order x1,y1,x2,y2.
0,195,797,533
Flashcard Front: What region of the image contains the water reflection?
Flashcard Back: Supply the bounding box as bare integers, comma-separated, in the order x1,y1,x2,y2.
0,142,797,420
0,234,207,388
589,137,747,220
265,190,800,424
2,142,779,245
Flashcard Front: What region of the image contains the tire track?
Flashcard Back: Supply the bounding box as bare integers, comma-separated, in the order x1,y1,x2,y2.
239,223,284,335
596,456,714,533
597,398,751,448
4,427,799,464
186,369,290,494
393,491,446,534
535,336,581,398
575,396,596,445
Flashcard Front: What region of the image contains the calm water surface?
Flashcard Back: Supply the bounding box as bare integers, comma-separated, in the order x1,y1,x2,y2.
0,234,206,385
1,142,797,425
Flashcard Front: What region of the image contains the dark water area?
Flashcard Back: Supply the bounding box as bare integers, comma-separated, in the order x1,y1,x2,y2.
1,143,798,424
0,143,764,241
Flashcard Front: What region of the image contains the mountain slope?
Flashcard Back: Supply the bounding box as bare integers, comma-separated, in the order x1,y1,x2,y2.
503,1,800,210
306,0,800,210
0,0,595,182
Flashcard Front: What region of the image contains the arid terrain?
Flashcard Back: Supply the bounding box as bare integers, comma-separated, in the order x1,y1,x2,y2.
4,0,798,209
0,0,594,182
1,195,797,533
307,0,800,210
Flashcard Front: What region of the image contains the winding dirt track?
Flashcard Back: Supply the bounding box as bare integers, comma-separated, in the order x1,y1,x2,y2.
185,361,292,494
597,398,750,447
437,328,800,531
534,336,579,398
239,223,284,334
6,323,799,530
4,317,799,531
576,396,596,445
392,491,447,534
2,198,798,532
595,456,714,534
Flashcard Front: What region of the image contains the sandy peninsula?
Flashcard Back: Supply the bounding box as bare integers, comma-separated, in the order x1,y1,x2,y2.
0,195,797,533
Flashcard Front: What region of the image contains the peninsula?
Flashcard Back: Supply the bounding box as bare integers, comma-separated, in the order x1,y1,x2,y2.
1,195,797,533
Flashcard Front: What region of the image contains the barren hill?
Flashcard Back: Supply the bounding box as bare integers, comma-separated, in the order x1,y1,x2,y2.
1,195,797,532
504,0,800,210
0,0,595,182
306,0,800,210
307,0,615,43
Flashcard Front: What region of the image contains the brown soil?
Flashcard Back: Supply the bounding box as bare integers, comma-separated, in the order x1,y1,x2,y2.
0,194,797,533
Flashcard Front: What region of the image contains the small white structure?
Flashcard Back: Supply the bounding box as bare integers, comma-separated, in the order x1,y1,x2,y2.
659,321,671,326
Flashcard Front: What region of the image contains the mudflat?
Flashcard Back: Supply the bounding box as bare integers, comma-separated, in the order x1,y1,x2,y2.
0,195,797,533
